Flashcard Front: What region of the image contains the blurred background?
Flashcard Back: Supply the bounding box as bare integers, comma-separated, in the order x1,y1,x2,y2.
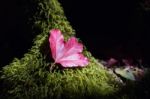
0,0,150,67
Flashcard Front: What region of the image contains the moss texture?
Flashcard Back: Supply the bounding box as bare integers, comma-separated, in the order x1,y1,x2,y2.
0,0,121,98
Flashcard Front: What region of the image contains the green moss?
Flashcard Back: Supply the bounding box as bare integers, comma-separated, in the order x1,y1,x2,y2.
0,0,120,98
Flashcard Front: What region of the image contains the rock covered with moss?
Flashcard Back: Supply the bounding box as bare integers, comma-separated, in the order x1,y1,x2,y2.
0,0,120,98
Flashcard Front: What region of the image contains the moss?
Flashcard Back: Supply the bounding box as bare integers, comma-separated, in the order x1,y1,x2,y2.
0,0,120,98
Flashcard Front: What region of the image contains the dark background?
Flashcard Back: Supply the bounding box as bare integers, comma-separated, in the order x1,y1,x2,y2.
59,0,150,65
0,0,34,67
0,0,150,67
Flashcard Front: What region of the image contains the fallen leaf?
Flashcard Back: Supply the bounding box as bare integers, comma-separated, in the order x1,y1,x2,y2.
49,29,89,67
115,67,136,81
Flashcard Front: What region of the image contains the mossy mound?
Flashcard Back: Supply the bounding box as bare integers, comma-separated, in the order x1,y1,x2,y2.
0,0,121,98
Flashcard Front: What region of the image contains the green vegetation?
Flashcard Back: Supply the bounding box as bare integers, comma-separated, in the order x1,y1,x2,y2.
2,0,149,99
